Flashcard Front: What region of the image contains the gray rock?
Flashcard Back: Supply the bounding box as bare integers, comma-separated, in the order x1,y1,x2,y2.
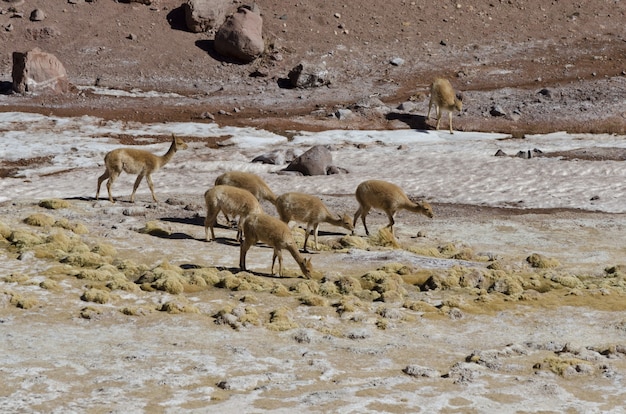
214,5,264,63
282,145,342,176
288,62,331,88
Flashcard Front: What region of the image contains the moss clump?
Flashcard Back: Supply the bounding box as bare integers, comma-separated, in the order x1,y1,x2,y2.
339,235,370,249
527,253,560,269
8,230,45,250
159,300,200,314
270,282,291,297
184,267,221,286
0,221,11,239
10,293,38,309
39,199,70,209
538,356,595,377
61,251,109,268
137,262,186,294
81,288,110,304
318,280,340,297
137,221,171,237
3,273,29,284
91,243,117,258
360,270,407,298
292,279,320,295
267,307,298,331
299,294,329,307
54,218,89,235
549,273,582,289
403,300,440,313
106,274,140,292
39,278,60,291
335,276,363,295
120,306,151,316
75,264,124,282
336,296,364,314
214,304,260,328
369,227,399,248
24,213,56,227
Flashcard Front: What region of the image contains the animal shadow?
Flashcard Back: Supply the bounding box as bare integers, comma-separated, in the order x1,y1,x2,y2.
386,112,430,130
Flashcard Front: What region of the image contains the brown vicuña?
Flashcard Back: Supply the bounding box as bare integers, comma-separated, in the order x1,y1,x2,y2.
96,134,188,203
204,185,262,242
427,78,463,134
240,213,313,278
215,171,277,204
353,179,433,236
276,192,353,252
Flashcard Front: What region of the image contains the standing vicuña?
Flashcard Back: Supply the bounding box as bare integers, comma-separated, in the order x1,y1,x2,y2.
96,134,188,203
240,213,313,278
427,78,463,134
215,171,277,205
353,179,433,236
204,185,262,241
276,192,354,252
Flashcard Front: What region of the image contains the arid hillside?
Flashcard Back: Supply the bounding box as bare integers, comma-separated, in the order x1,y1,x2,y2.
1,0,625,133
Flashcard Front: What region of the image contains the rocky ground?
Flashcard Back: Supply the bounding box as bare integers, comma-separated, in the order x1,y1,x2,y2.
1,0,626,412
0,0,625,134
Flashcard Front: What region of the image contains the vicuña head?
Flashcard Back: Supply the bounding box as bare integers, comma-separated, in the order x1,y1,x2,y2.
204,185,262,242
353,179,433,236
427,77,463,134
96,134,188,203
239,213,313,278
276,191,354,252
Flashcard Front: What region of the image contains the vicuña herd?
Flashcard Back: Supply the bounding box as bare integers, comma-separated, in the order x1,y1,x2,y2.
94,79,458,277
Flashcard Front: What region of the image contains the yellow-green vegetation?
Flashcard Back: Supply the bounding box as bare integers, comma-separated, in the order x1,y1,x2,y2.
214,304,261,328
81,288,110,304
137,221,171,237
2,273,29,284
24,213,56,227
267,306,298,331
9,292,38,309
159,299,200,314
0,221,11,240
38,199,70,209
527,253,560,268
537,355,595,377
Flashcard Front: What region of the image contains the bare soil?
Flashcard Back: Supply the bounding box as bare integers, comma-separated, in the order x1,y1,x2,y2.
1,0,625,134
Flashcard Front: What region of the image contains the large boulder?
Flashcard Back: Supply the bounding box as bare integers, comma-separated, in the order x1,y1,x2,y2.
183,0,230,33
214,5,264,63
281,145,346,176
12,48,71,94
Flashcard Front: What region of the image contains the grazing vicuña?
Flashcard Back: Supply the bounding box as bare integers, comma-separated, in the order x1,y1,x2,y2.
353,179,433,236
240,213,313,278
96,134,187,203
204,185,262,242
276,192,353,252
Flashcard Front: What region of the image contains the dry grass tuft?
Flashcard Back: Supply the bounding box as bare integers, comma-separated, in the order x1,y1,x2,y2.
39,199,70,209
81,288,110,304
9,293,38,309
137,221,171,237
24,213,56,227
369,227,399,248
299,294,329,307
3,273,29,284
267,306,298,331
159,300,200,314
527,253,560,268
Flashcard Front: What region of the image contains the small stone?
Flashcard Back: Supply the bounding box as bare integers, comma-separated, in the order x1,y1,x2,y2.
390,57,405,66
29,9,45,21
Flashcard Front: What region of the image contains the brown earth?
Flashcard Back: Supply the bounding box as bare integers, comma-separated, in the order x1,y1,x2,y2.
1,0,625,134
